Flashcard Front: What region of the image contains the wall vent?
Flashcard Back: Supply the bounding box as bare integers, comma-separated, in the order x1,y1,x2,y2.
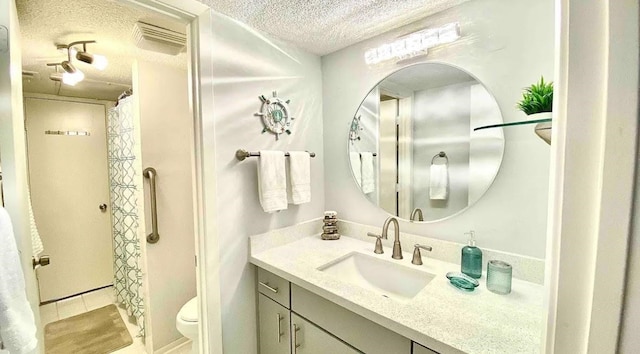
132,21,186,56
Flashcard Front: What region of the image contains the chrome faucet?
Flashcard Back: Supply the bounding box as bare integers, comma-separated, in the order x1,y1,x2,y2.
410,208,424,222
381,217,402,260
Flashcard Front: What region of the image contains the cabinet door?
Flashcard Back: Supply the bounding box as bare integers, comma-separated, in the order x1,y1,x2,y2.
291,313,360,354
413,342,439,354
259,294,291,354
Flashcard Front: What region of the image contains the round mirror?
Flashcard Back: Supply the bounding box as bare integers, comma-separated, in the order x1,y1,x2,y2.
348,63,505,222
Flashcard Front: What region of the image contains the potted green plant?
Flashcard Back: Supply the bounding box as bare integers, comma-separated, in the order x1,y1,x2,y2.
517,77,553,144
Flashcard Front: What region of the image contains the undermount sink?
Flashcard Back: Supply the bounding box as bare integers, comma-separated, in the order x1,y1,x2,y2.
317,252,435,301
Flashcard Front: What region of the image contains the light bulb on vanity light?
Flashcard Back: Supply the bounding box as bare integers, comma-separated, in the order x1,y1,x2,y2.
62,69,85,86
438,23,461,43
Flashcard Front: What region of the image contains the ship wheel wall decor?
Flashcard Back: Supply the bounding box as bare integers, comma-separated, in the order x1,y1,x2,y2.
255,91,294,140
349,115,363,144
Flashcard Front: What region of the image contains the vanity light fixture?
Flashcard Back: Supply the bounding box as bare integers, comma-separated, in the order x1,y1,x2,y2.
364,22,461,65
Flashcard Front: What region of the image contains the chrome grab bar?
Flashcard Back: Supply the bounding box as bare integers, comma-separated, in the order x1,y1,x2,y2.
143,167,160,244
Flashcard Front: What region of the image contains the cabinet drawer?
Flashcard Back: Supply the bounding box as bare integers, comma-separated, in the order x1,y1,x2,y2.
291,284,411,354
258,267,291,308
258,294,291,354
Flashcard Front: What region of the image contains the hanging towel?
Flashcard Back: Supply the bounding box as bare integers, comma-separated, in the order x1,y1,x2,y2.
360,152,375,194
349,152,362,187
288,151,311,205
27,189,43,257
258,151,288,213
0,207,38,354
429,164,449,200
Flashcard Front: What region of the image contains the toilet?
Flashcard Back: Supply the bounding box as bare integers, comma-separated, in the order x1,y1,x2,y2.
176,297,199,354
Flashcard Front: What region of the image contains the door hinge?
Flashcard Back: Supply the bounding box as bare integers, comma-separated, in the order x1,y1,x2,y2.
195,255,198,267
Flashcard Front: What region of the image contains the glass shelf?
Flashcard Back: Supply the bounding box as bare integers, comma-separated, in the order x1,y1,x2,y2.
473,118,552,132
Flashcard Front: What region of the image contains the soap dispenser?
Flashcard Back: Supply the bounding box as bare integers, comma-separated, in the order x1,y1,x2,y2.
461,231,483,279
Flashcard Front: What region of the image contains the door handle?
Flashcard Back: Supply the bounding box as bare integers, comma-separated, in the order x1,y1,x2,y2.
99,203,107,212
32,255,51,269
143,167,160,244
293,323,301,352
276,313,283,343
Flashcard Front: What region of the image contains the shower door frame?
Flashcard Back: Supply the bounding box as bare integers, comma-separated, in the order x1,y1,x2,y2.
121,1,222,353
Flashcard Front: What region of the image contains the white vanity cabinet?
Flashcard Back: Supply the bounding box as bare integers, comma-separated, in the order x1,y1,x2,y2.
256,267,439,354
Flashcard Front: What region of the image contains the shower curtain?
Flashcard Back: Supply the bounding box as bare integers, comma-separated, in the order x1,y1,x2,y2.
107,96,145,339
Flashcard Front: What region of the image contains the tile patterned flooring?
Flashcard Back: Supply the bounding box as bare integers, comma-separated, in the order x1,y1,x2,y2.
40,287,191,354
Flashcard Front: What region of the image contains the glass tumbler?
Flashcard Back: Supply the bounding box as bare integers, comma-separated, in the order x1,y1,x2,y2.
487,260,512,294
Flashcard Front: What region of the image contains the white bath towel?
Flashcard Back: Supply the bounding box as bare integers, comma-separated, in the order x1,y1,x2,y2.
288,151,311,205
360,152,375,194
258,151,288,213
349,152,362,187
27,189,43,257
0,207,38,354
429,164,449,200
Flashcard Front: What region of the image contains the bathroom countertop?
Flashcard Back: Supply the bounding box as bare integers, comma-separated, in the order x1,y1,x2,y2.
250,234,544,354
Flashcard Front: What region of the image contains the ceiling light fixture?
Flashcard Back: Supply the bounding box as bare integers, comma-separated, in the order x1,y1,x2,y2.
69,40,108,70
364,22,461,65
56,40,109,71
47,61,85,86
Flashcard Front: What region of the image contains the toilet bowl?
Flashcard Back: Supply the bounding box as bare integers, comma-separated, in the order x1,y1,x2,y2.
176,297,199,354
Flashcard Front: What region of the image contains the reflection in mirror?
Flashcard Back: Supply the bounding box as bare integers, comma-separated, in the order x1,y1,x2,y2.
348,63,505,222
0,162,4,206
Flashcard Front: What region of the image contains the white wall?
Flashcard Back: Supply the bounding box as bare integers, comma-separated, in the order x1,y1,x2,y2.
210,13,324,354
322,0,553,258
134,60,197,351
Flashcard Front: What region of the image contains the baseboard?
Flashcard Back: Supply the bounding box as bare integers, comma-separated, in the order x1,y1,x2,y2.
155,337,191,354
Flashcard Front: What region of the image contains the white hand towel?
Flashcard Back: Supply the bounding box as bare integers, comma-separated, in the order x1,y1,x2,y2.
27,189,43,257
360,152,375,194
288,151,311,205
258,151,288,213
0,207,38,354
429,164,449,200
349,152,362,187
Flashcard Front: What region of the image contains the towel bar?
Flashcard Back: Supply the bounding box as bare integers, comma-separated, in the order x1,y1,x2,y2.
235,149,316,161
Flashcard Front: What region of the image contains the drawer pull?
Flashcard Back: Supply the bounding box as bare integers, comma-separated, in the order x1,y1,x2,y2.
259,281,279,293
276,313,283,343
293,324,301,352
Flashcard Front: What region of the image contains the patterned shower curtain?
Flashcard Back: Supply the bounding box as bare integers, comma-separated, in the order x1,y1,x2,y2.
107,96,145,339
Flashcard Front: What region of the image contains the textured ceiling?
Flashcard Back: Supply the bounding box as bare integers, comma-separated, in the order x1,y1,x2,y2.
199,0,469,55
18,0,469,100
17,0,187,100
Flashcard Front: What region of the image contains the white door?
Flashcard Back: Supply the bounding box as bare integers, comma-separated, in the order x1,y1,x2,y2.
25,98,113,302
0,0,42,351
